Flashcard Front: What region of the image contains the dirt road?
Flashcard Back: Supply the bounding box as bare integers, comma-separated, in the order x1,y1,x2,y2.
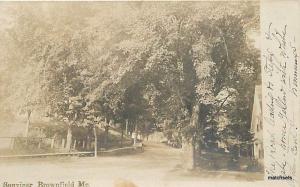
0,142,263,187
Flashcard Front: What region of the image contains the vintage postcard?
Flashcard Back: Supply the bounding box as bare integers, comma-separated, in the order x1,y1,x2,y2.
0,1,299,187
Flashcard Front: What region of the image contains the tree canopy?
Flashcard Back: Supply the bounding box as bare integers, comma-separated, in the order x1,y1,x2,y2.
0,2,260,150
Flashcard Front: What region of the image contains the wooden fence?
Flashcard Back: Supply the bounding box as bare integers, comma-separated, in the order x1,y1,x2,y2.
0,136,101,151
0,144,143,159
0,136,142,158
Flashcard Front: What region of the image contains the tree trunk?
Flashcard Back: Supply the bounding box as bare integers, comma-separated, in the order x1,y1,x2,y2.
133,133,137,145
51,138,55,149
133,124,138,145
87,136,91,150
25,110,31,137
182,104,201,170
65,125,72,152
82,140,85,149
38,139,41,149
125,119,129,135
51,134,57,149
121,125,124,148
73,139,77,150
217,27,231,66
25,110,32,146
104,126,109,149
61,139,65,149
93,125,98,157
182,137,194,170
193,104,201,166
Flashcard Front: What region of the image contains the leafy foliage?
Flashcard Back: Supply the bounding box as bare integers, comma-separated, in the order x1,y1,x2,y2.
0,2,260,151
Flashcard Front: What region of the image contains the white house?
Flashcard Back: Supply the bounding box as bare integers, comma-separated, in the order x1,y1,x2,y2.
251,85,263,164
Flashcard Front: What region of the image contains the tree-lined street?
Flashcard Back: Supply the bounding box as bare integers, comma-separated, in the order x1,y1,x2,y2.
0,1,262,180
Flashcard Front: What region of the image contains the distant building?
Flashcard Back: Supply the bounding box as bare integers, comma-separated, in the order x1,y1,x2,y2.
0,116,49,151
251,85,263,164
0,121,27,150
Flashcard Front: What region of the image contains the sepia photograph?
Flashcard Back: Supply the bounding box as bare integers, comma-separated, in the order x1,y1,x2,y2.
0,1,264,186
